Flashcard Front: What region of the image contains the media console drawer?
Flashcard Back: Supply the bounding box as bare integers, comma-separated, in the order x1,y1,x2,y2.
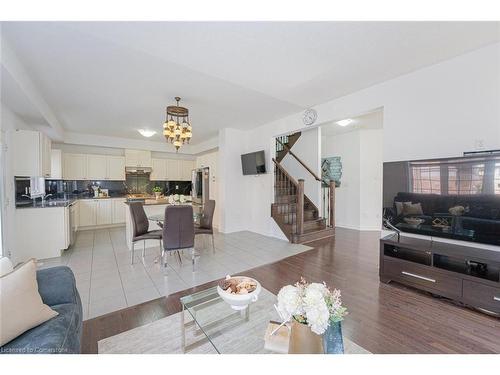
383,258,462,298
462,280,500,314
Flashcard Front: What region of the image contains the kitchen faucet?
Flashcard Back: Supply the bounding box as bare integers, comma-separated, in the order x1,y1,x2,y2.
41,194,54,205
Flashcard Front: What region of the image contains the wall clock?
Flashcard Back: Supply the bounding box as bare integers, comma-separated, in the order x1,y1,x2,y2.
303,108,317,126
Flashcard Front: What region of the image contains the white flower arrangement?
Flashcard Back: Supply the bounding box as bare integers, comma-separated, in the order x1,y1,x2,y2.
168,194,185,204
277,278,347,335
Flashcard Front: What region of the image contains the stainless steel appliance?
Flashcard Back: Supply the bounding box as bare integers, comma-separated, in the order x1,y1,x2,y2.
191,167,209,205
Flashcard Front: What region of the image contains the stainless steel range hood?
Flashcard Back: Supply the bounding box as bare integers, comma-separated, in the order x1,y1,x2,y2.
125,166,152,175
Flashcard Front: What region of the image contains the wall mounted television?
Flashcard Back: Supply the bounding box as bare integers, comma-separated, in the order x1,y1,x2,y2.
383,153,500,246
241,150,266,175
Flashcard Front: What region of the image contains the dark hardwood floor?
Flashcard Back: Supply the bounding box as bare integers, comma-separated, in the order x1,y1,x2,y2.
81,228,500,354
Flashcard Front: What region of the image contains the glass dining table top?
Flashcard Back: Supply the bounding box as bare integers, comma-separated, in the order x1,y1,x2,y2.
147,212,201,223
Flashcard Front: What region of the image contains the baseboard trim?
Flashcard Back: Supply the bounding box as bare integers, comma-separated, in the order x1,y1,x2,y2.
336,224,381,231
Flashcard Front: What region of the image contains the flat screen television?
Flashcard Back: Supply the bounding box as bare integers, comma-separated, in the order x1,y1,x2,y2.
383,153,500,246
241,150,266,175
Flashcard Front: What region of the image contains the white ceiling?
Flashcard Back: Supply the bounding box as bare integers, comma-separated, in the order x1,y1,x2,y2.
321,110,383,136
1,21,499,146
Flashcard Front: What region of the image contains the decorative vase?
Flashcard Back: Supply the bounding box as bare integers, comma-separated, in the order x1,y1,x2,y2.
323,321,344,354
154,192,161,200
288,320,324,354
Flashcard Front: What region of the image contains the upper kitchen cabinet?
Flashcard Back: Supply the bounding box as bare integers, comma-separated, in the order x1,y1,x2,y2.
180,160,195,181
12,129,52,177
151,158,167,180
62,153,125,180
125,149,152,167
87,154,107,180
166,159,180,180
107,156,126,180
50,149,63,179
63,153,87,180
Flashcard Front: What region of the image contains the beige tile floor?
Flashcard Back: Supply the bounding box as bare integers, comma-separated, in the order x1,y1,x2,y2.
37,227,311,320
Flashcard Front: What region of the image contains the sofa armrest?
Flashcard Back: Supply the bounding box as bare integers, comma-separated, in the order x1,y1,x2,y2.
36,266,79,307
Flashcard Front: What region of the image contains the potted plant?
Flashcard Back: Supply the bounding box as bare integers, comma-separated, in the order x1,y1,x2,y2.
276,277,347,354
152,186,162,200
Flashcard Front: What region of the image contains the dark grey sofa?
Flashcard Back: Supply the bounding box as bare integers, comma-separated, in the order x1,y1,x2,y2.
0,266,83,354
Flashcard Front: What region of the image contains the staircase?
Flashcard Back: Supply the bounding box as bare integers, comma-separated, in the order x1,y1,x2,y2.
271,135,335,244
275,132,302,163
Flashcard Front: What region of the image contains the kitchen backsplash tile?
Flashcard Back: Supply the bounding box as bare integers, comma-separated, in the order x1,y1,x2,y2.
15,177,191,201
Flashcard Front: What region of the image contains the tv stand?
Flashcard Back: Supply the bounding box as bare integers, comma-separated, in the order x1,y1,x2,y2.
380,234,500,316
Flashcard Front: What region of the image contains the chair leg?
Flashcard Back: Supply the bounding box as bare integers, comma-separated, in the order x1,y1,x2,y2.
155,239,163,264
142,241,146,258
191,248,196,272
211,234,215,254
176,250,182,266
131,242,135,265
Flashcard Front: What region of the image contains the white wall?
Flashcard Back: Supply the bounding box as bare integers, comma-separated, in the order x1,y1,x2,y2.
218,42,500,240
196,149,219,228
280,127,321,209
322,130,361,230
359,130,384,230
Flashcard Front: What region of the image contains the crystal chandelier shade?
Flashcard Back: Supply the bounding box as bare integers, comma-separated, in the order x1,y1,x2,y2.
163,97,192,151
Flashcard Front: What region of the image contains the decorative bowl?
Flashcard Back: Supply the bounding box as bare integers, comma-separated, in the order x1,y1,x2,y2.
217,276,262,311
403,217,425,226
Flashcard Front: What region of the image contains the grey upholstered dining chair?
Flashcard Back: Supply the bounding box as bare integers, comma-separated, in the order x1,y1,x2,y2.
195,200,216,253
129,202,163,264
162,205,196,270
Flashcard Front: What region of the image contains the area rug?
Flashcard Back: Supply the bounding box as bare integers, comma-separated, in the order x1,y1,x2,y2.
98,288,370,354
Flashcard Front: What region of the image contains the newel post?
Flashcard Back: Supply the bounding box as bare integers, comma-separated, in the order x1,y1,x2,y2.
297,179,305,235
329,180,335,228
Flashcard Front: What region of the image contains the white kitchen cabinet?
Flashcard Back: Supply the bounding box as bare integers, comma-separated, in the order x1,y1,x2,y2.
50,149,63,179
107,156,125,180
79,199,97,226
112,198,127,224
180,160,195,181
63,153,87,180
166,159,180,180
151,158,167,180
96,199,113,225
87,154,107,180
12,129,52,177
125,149,152,167
15,206,69,262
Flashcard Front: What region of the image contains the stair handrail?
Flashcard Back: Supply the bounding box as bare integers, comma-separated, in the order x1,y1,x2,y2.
272,158,299,187
275,138,321,182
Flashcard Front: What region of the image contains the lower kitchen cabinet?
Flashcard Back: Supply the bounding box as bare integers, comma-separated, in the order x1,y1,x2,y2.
96,199,113,225
15,206,70,262
79,199,97,227
78,198,125,228
112,198,126,224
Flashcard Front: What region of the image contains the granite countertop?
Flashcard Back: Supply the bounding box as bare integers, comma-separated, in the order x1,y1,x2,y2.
125,199,196,206
15,194,128,209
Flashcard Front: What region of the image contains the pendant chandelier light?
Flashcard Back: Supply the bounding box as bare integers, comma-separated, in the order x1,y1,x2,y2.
163,97,192,151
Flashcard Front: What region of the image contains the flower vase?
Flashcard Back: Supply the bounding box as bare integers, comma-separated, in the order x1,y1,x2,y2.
154,192,161,200
288,320,324,354
323,321,344,354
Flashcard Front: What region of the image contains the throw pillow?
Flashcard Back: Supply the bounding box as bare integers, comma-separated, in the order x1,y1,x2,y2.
395,201,411,216
0,259,58,346
403,202,424,216
0,257,14,277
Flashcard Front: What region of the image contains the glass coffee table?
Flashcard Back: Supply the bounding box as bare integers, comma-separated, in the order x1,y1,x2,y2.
179,286,280,354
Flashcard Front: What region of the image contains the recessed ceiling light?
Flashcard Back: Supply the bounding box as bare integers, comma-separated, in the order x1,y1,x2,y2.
336,119,353,127
138,129,156,137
